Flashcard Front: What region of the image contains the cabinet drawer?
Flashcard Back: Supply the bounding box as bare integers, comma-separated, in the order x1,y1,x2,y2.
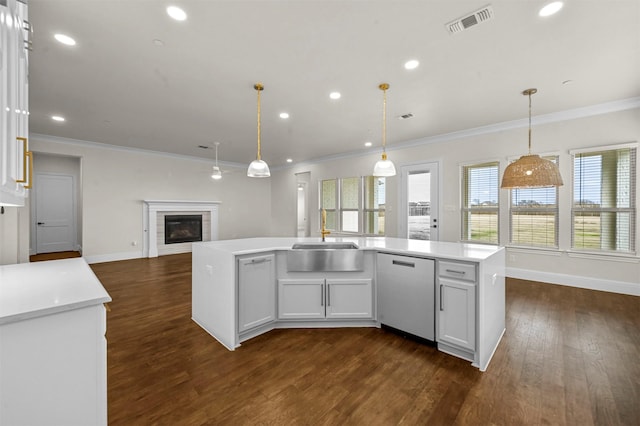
438,261,476,282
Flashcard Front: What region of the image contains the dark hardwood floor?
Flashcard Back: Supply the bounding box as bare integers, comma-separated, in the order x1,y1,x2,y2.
89,253,640,425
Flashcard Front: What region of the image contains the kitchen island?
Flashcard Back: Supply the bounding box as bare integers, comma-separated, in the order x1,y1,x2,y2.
192,237,505,371
0,258,111,426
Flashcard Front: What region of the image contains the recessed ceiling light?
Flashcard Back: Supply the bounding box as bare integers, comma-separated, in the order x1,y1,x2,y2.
167,6,187,21
51,115,65,122
286,158,293,163
329,92,341,100
364,142,373,147
54,33,76,46
279,112,290,119
539,2,563,17
404,59,419,70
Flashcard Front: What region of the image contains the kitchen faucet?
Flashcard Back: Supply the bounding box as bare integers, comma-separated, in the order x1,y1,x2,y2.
321,208,331,242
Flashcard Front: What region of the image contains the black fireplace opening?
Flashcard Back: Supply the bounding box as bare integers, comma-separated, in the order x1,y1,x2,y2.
164,215,203,244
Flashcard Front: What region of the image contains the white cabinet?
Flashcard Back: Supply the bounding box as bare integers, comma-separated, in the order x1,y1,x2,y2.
0,304,108,426
325,279,373,319
278,278,325,319
0,0,31,206
436,260,476,353
278,278,373,320
238,254,276,333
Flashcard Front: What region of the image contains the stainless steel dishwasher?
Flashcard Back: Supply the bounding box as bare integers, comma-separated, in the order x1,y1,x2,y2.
376,253,435,341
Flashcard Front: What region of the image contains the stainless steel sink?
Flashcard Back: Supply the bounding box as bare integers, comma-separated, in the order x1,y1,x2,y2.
291,242,359,250
287,242,363,272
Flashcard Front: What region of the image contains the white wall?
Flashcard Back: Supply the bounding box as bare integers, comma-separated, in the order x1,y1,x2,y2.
29,135,272,262
270,108,640,293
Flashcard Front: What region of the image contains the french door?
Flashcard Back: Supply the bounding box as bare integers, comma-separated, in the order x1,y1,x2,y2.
399,162,439,240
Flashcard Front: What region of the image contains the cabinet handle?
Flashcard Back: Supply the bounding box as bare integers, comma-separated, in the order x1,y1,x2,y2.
440,284,444,311
321,284,324,306
25,151,33,189
327,284,331,307
392,260,415,268
16,137,28,184
445,269,466,275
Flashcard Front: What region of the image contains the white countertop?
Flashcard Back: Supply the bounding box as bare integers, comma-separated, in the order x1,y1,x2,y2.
194,237,503,261
0,258,112,325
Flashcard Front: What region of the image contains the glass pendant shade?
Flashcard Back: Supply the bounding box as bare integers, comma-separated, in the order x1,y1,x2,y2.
373,153,397,177
248,83,270,178
501,88,563,189
211,166,222,180
373,83,396,177
501,154,563,188
247,159,270,178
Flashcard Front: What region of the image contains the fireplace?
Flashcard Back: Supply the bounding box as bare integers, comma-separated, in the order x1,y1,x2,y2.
164,215,203,244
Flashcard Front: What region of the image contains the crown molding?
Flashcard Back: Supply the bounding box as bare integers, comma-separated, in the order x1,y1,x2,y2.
29,133,248,169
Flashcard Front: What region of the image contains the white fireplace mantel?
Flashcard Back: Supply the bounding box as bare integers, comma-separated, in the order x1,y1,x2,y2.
143,200,220,258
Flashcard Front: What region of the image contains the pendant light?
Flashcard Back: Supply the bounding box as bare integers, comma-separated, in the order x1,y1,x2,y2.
501,88,563,188
373,83,396,177
211,142,222,180
247,83,271,178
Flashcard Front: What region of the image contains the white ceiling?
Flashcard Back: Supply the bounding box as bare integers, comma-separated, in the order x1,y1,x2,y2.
28,1,640,167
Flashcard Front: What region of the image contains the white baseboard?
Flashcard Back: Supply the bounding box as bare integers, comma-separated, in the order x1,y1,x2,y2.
84,251,142,264
507,267,639,296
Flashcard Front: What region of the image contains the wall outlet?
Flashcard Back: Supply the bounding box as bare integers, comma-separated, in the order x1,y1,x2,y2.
509,254,516,262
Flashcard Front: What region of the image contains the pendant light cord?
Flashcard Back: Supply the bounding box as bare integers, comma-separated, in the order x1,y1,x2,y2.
382,87,387,152
379,83,389,159
528,91,532,154
255,83,263,161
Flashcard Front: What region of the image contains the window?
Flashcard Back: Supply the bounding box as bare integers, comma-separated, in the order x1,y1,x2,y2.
509,156,559,247
364,176,386,235
320,179,337,230
461,162,499,244
571,145,636,253
319,176,386,235
340,177,360,232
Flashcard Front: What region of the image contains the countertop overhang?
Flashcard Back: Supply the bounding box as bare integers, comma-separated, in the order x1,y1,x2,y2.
0,258,112,325
193,237,503,262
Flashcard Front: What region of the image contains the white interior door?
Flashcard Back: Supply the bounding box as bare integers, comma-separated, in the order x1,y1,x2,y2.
35,173,76,253
399,162,439,240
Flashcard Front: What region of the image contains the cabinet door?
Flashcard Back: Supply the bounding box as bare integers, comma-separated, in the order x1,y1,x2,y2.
278,279,325,319
437,278,475,351
238,254,276,333
0,305,107,426
0,0,28,206
325,278,373,319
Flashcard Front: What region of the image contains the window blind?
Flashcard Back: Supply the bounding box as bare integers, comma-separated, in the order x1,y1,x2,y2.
340,177,360,232
509,156,559,247
364,176,385,235
461,162,499,244
572,146,636,253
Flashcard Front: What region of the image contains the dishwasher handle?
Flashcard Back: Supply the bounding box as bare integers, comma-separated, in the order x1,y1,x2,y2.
392,259,415,268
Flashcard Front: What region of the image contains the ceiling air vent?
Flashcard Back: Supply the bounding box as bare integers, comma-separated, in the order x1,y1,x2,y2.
398,113,414,120
446,5,494,34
